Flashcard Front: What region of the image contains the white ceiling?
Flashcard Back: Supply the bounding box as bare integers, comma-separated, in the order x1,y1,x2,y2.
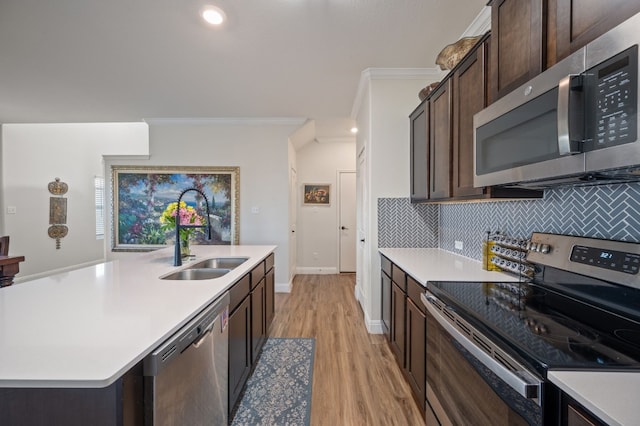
0,0,487,138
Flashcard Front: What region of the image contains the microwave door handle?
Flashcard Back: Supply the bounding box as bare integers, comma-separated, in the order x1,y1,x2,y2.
557,75,581,155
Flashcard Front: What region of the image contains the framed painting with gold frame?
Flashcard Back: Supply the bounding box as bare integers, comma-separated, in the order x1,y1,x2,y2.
111,165,239,251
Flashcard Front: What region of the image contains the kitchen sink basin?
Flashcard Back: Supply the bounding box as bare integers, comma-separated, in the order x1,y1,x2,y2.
188,257,248,270
161,268,231,280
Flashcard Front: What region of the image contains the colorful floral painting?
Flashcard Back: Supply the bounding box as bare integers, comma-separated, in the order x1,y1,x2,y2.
111,166,239,251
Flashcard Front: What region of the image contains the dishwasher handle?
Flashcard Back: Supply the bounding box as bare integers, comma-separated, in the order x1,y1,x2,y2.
191,319,215,349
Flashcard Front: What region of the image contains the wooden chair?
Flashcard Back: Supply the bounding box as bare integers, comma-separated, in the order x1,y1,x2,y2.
0,236,9,256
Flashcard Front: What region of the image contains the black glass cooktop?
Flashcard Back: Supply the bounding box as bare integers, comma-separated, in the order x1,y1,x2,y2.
427,275,640,377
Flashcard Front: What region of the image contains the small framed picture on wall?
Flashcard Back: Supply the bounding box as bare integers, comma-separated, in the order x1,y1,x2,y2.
303,183,331,206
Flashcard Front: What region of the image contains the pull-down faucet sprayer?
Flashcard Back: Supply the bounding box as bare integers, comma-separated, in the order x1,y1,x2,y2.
174,187,212,266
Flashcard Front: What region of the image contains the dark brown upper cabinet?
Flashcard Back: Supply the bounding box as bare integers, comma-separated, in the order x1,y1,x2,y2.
489,0,545,101
452,40,487,198
547,0,640,67
409,34,543,203
428,80,452,200
410,100,429,202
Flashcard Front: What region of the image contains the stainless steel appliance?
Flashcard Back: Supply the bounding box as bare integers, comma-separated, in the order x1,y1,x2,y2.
422,233,640,425
144,293,230,426
474,11,640,189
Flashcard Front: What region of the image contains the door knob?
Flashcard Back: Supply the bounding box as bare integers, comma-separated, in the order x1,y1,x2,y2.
341,226,348,230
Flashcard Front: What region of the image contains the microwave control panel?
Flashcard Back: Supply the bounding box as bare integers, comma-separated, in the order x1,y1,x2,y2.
588,45,638,150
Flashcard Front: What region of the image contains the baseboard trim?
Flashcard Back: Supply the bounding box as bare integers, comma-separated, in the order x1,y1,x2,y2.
296,266,338,275
366,317,384,335
354,284,364,306
275,280,292,293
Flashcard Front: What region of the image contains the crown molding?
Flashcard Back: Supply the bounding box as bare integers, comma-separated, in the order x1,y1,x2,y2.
350,7,491,119
462,6,491,37
351,67,445,118
144,117,307,126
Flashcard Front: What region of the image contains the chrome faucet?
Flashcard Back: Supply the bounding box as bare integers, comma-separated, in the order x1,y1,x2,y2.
174,187,212,266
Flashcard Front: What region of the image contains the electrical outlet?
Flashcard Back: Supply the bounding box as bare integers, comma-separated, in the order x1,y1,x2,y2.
6,206,16,214
455,240,464,250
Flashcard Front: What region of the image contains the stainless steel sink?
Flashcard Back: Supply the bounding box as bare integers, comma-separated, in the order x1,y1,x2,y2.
161,268,231,280
188,257,248,270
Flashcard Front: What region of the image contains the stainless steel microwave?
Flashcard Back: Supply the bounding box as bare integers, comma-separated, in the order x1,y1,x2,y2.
474,12,640,189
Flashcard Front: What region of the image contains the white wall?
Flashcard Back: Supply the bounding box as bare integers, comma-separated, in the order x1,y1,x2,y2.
1,123,149,280
105,120,301,290
295,140,356,273
354,70,443,332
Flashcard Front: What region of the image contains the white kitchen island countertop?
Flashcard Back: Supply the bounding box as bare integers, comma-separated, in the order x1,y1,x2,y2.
0,245,275,388
378,247,520,285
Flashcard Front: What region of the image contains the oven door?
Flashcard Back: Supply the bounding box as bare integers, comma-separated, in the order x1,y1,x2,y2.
422,292,543,426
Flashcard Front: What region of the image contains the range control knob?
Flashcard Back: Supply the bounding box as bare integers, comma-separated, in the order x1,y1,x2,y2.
540,244,551,254
530,243,538,252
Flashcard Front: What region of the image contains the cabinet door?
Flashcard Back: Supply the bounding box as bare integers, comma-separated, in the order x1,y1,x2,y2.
410,100,429,202
551,0,640,65
405,298,426,411
228,296,251,411
250,277,266,364
390,281,406,366
265,267,275,329
490,0,544,101
429,80,452,200
452,41,487,198
381,270,392,339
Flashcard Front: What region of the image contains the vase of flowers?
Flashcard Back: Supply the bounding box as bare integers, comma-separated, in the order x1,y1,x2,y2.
159,201,205,257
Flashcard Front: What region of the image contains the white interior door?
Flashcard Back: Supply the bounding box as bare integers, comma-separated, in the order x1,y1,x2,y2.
339,171,356,272
289,167,297,282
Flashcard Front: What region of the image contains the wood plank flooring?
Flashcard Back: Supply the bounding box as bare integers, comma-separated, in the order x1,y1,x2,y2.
269,274,425,426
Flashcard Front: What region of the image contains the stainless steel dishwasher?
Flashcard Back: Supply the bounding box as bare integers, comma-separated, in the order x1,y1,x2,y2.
144,292,230,426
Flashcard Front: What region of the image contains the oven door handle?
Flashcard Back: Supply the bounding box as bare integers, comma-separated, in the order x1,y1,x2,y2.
421,292,542,403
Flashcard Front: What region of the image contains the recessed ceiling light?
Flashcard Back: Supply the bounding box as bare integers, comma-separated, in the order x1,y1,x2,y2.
350,127,358,134
202,5,225,25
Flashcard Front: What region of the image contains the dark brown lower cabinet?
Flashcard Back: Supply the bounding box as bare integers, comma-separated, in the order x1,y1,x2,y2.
229,253,275,415
382,258,426,416
251,277,266,364
228,295,252,410
405,297,426,411
0,363,144,426
390,281,406,366
265,267,275,327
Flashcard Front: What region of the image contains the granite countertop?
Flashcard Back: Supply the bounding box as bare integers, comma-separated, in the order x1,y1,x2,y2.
0,245,275,388
379,247,640,425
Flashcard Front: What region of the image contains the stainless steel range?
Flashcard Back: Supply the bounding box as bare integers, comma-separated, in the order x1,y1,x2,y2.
421,232,640,425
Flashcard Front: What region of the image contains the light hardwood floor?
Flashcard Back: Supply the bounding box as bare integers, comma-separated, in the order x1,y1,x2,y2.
269,274,425,426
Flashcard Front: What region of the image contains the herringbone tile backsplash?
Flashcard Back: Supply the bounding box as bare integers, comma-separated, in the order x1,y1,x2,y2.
378,182,640,260
378,198,439,248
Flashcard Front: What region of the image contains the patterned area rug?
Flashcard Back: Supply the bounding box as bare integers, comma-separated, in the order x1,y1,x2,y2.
231,338,315,426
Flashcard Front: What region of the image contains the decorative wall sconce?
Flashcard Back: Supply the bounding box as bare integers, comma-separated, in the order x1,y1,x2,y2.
48,177,68,249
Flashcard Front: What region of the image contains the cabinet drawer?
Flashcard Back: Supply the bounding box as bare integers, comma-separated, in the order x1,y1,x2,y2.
392,264,407,292
381,255,392,276
229,274,250,314
407,276,426,314
251,261,266,289
265,253,275,272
